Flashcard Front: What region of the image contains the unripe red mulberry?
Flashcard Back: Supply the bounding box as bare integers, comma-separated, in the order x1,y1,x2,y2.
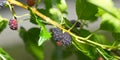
27,0,35,6
98,57,104,60
56,40,63,46
9,19,18,30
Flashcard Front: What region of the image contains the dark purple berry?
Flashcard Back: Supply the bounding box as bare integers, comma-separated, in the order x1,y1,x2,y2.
70,20,81,27
62,32,71,46
9,19,18,30
0,0,6,8
51,28,71,46
51,28,63,41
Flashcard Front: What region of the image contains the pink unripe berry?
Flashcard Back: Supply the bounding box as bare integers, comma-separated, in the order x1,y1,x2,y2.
9,19,18,30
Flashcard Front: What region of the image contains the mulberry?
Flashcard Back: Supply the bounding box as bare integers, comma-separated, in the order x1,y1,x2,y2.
9,18,18,30
70,20,81,27
27,0,35,6
51,28,63,41
62,32,71,46
51,28,71,46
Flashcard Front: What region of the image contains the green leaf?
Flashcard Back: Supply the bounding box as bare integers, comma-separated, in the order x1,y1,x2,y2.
72,29,104,59
30,9,47,25
76,0,98,21
79,29,91,38
0,16,8,33
100,13,120,33
44,0,52,9
88,0,120,19
112,32,120,41
30,9,38,25
64,18,80,35
30,10,51,46
90,34,108,45
35,0,41,8
75,50,92,60
38,28,51,46
0,48,13,60
19,27,44,60
96,8,106,17
112,32,120,45
37,8,63,24
55,0,67,13
19,27,27,42
97,48,117,60
72,37,98,60
36,17,51,46
37,8,64,24
49,8,63,23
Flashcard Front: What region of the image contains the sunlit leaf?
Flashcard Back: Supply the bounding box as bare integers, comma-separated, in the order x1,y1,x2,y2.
36,17,51,46
88,0,120,19
55,0,67,13
49,8,63,23
100,13,120,33
0,48,13,60
38,27,51,46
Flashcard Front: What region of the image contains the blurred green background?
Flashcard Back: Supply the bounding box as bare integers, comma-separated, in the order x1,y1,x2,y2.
0,0,120,60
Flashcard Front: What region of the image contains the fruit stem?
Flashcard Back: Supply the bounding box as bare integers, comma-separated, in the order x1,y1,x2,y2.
16,14,29,18
7,1,17,19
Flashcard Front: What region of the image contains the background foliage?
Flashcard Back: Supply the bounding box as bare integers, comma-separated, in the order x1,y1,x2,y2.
0,0,120,60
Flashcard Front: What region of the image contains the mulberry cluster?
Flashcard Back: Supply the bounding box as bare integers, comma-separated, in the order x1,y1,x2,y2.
9,18,18,30
0,0,6,8
70,20,81,27
51,28,71,46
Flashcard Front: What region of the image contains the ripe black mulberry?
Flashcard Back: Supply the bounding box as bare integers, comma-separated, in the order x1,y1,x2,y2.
51,28,71,46
70,20,81,27
62,32,71,46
